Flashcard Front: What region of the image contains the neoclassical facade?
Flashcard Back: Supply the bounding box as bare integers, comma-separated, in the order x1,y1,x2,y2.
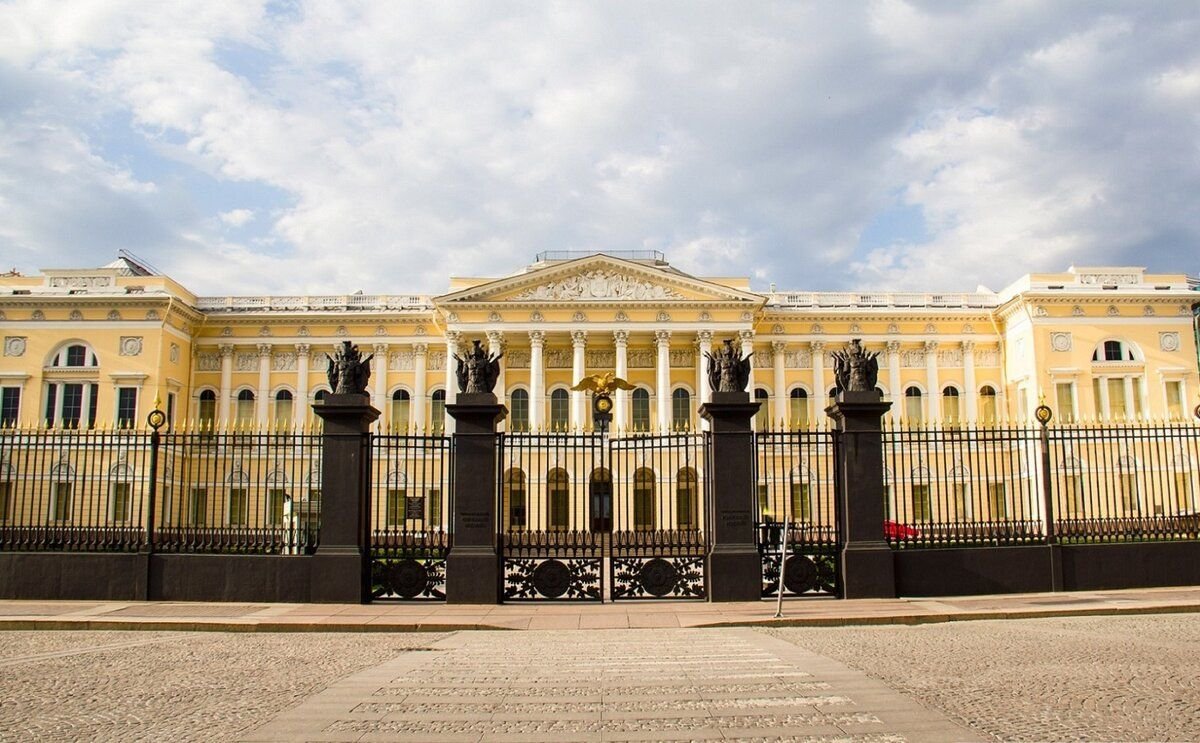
1,252,1197,432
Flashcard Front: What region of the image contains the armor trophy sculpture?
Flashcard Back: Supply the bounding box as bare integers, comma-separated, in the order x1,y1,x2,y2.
572,372,635,433
325,341,373,396
704,338,753,398
831,338,881,400
453,339,503,398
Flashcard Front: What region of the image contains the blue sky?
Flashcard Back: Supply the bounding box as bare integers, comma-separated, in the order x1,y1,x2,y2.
0,1,1198,296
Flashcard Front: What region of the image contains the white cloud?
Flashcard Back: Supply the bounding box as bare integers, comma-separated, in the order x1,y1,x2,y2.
0,1,1198,295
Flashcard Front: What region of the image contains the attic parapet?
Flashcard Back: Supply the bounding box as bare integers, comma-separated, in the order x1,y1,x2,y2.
766,291,999,310
195,294,434,313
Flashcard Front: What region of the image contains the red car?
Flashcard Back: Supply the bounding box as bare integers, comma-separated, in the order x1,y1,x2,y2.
884,520,921,539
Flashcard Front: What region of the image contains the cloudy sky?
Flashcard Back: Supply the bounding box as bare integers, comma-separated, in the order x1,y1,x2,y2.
1,1,1197,296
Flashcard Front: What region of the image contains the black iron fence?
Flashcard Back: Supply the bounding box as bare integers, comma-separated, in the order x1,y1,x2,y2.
882,421,1200,547
370,433,452,599
0,427,322,554
754,429,839,595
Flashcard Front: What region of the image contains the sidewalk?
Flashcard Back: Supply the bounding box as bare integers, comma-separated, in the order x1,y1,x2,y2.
1,585,1197,632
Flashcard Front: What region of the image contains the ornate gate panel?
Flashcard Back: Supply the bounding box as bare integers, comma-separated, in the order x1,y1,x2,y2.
370,434,452,600
608,432,708,600
499,432,604,601
755,429,840,597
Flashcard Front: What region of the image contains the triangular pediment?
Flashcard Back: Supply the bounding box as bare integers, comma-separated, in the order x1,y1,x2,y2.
436,254,764,305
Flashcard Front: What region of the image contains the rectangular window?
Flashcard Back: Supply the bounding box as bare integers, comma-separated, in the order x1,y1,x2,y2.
61,383,83,428
0,481,11,521
116,387,138,429
508,394,528,432
109,482,131,522
1107,378,1128,421
228,488,248,526
509,488,526,529
189,488,208,526
1120,474,1139,513
1092,377,1104,419
88,383,98,429
953,484,969,520
791,482,811,521
1062,476,1083,515
386,489,404,526
1166,381,1184,420
431,397,445,435
166,392,176,431
549,488,569,530
0,387,19,427
758,483,770,520
676,484,697,528
1176,473,1194,512
427,489,442,526
44,384,57,427
988,483,1007,519
51,482,73,521
549,393,569,432
268,489,287,526
912,485,931,521
1055,383,1075,424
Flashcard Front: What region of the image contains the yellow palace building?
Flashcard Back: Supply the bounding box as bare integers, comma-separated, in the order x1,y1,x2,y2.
0,250,1197,434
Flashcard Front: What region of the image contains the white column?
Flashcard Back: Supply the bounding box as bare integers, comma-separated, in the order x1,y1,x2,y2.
811,342,826,424
570,330,587,430
739,330,756,393
962,341,977,424
486,331,505,431
256,343,271,427
772,341,787,428
412,343,428,432
1097,375,1111,421
295,344,310,430
218,343,234,426
80,382,92,428
444,331,460,434
696,330,713,432
373,344,388,427
614,330,629,431
1124,376,1136,421
887,341,902,424
925,341,940,423
655,330,671,431
529,331,545,431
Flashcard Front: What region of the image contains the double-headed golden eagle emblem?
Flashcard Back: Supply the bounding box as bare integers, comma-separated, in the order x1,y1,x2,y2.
570,372,636,394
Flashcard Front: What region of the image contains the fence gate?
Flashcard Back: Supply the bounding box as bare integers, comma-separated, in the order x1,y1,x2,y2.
754,429,841,598
498,431,710,602
369,434,453,601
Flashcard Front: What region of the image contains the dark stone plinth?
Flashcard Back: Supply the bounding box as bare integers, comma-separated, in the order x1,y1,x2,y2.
445,398,508,604
826,393,895,599
699,394,763,602
311,395,380,603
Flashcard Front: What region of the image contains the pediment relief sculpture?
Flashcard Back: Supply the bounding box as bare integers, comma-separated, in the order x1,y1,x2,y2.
512,270,685,301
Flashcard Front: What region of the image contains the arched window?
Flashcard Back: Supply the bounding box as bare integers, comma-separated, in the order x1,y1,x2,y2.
789,388,809,429
549,389,569,431
676,468,698,529
504,468,527,530
904,386,924,426
390,389,410,432
754,388,769,430
235,389,255,427
313,389,329,403
547,468,570,530
941,386,960,424
510,389,529,432
979,385,997,424
632,388,650,432
198,390,217,429
671,388,691,431
274,390,294,428
44,343,99,430
431,390,446,434
633,467,655,531
1093,340,1137,362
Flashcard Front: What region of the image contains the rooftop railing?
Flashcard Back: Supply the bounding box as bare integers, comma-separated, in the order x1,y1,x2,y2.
196,294,432,312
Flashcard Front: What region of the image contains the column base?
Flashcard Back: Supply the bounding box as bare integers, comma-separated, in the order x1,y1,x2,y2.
707,545,762,602
446,546,501,604
309,551,371,604
840,541,896,599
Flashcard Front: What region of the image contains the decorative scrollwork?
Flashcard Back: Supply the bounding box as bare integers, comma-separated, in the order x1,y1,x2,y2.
760,548,837,597
503,558,601,601
612,556,705,600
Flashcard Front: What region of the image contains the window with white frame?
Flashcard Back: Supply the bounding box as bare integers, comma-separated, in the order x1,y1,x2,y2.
941,386,960,425
430,389,445,434
197,389,217,429
234,389,255,427
631,388,650,432
904,387,924,426
789,388,809,429
44,344,99,430
549,388,569,431
509,389,529,432
1054,382,1077,423
116,387,138,429
390,389,410,431
979,385,998,424
0,387,20,427
671,388,691,431
1165,380,1185,420
273,390,294,428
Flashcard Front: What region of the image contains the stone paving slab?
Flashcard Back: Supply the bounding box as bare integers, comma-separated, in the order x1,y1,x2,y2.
0,586,1198,633
241,628,984,743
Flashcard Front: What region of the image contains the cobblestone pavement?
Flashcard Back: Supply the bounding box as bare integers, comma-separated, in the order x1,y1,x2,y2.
0,630,445,743
768,614,1200,742
244,628,980,742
